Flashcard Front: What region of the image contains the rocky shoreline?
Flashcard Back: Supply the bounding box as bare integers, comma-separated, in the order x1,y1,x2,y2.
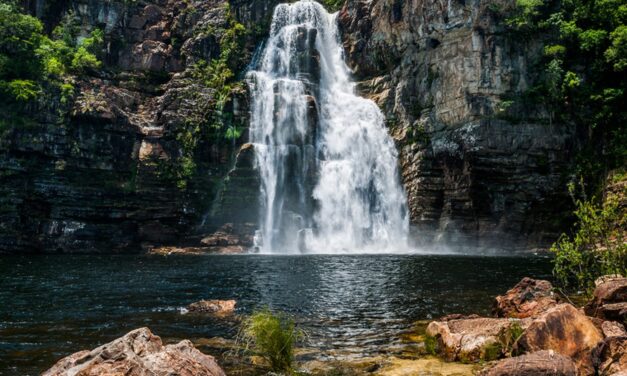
42,275,627,375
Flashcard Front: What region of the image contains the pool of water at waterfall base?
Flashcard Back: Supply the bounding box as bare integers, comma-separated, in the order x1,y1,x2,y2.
0,254,553,375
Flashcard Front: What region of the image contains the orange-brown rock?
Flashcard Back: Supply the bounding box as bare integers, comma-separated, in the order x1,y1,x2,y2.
592,336,627,375
426,317,526,362
42,327,225,376
187,299,236,315
515,304,604,375
493,278,558,319
478,350,578,376
585,276,627,320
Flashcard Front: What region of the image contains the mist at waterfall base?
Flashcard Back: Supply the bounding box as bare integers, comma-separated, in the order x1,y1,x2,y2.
248,0,410,254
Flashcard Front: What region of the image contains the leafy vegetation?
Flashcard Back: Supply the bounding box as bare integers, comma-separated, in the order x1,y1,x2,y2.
321,0,345,12
237,308,305,374
506,0,626,180
551,178,626,292
0,2,101,104
164,4,247,189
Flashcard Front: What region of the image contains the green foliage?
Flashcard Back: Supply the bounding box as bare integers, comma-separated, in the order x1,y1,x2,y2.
238,309,305,374
500,321,524,355
423,335,438,355
164,5,248,188
0,2,102,105
322,0,345,12
506,0,627,181
551,181,627,292
2,79,40,101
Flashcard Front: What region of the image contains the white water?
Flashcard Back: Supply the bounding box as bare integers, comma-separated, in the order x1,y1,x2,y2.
247,0,409,253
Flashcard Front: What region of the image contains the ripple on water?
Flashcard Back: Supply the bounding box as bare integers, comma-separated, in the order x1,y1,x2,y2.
0,253,552,375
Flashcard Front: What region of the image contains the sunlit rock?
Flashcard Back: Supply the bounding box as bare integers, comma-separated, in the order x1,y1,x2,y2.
43,327,226,376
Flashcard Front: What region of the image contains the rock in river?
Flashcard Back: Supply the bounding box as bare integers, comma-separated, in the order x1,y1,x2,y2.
43,327,226,376
187,299,236,315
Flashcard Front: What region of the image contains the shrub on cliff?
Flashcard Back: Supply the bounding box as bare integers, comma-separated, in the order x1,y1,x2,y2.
238,309,305,374
0,2,101,104
552,176,627,292
507,0,626,179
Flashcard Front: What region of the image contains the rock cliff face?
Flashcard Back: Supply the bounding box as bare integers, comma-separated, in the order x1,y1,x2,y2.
0,0,578,253
0,0,277,253
339,0,577,249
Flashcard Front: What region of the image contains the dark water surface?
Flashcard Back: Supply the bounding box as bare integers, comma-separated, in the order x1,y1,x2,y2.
0,254,552,375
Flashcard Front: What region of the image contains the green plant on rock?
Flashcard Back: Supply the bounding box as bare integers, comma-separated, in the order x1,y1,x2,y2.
237,308,305,374
551,179,627,293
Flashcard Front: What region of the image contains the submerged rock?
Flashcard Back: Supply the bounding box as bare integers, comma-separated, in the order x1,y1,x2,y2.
426,317,524,362
479,350,578,376
515,304,603,375
493,277,558,319
42,327,225,376
187,299,236,315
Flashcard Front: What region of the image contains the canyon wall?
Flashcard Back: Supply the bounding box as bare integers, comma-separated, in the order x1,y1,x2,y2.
0,0,578,253
339,0,577,249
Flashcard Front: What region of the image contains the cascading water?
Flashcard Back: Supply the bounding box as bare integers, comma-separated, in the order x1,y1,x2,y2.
248,0,409,253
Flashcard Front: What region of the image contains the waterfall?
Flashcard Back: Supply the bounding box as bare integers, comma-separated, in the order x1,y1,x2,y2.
247,0,409,253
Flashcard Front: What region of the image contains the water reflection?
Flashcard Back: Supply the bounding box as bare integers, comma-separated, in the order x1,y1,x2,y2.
0,254,552,375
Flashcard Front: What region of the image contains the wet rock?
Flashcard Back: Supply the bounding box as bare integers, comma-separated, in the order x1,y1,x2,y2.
42,327,225,376
478,350,578,376
586,276,627,321
339,0,576,250
592,336,627,375
515,304,603,374
426,317,525,362
187,299,236,315
493,278,558,319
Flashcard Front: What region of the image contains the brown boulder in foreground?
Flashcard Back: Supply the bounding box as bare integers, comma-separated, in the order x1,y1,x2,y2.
187,299,236,315
493,277,558,319
426,317,523,362
479,350,578,376
515,304,603,375
42,327,226,376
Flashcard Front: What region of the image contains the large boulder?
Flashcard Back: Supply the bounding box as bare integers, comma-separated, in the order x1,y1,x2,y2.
426,317,526,362
478,350,578,376
515,304,604,375
592,336,627,375
42,327,226,376
585,276,627,321
493,278,558,319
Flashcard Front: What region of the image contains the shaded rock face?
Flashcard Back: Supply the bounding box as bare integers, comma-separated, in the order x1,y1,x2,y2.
493,278,558,319
0,0,279,253
43,327,226,376
515,304,604,375
479,350,578,376
339,0,577,249
586,276,627,321
592,336,627,376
